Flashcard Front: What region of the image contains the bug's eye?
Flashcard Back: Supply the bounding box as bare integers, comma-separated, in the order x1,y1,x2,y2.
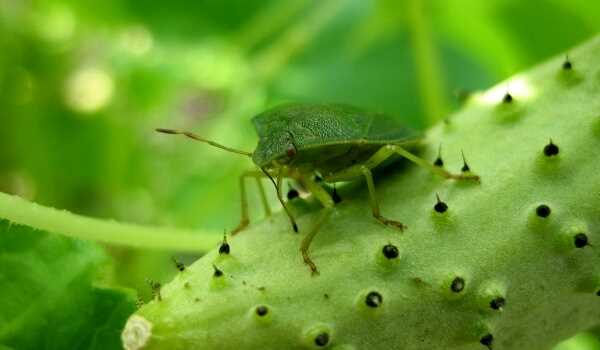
286,145,297,158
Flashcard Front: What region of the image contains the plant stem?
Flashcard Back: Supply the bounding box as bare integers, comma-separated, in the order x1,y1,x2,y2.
235,0,308,51
253,0,345,83
407,0,449,126
0,192,220,252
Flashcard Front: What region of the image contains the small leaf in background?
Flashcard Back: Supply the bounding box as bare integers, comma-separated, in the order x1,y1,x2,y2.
0,220,136,350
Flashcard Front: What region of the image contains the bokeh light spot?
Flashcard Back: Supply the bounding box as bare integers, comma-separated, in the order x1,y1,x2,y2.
65,67,115,114
119,25,154,56
37,5,76,43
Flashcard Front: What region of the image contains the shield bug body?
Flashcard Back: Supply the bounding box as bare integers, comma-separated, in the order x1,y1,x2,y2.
157,103,478,275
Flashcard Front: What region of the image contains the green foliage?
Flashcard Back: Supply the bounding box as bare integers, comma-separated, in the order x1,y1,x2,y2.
124,36,600,349
0,220,137,349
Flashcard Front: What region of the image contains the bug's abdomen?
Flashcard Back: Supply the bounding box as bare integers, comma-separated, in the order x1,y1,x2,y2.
311,144,382,178
317,142,423,181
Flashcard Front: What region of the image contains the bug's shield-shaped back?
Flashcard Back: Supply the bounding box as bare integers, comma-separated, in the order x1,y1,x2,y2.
364,113,420,144
251,103,419,167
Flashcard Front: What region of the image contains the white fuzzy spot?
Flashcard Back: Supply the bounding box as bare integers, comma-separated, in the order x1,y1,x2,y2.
65,66,114,114
122,315,153,350
476,76,535,104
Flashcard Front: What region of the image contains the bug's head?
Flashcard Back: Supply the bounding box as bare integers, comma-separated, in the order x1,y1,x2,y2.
252,131,298,169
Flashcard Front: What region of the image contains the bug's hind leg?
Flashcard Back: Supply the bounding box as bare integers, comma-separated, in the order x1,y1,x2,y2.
300,177,336,276
391,145,480,181
231,171,271,235
361,166,406,230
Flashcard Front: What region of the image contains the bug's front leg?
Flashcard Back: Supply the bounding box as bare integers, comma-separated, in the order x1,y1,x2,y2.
299,176,335,276
231,170,272,235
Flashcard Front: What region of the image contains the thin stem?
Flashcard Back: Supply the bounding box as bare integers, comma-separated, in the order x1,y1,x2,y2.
253,0,345,83
234,0,308,50
407,0,449,126
0,192,221,252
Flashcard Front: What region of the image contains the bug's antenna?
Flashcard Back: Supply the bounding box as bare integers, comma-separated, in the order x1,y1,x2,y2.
260,167,298,233
156,128,253,157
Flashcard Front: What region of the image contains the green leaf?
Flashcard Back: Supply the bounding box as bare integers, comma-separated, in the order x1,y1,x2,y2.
0,219,137,350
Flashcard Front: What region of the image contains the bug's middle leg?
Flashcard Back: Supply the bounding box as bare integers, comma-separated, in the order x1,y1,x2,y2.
361,166,406,230
231,170,271,235
325,147,409,230
299,176,335,276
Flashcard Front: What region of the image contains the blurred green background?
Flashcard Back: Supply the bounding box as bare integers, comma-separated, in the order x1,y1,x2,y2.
1,0,600,325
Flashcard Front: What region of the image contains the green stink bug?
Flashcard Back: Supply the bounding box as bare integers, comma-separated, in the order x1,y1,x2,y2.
157,103,478,275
